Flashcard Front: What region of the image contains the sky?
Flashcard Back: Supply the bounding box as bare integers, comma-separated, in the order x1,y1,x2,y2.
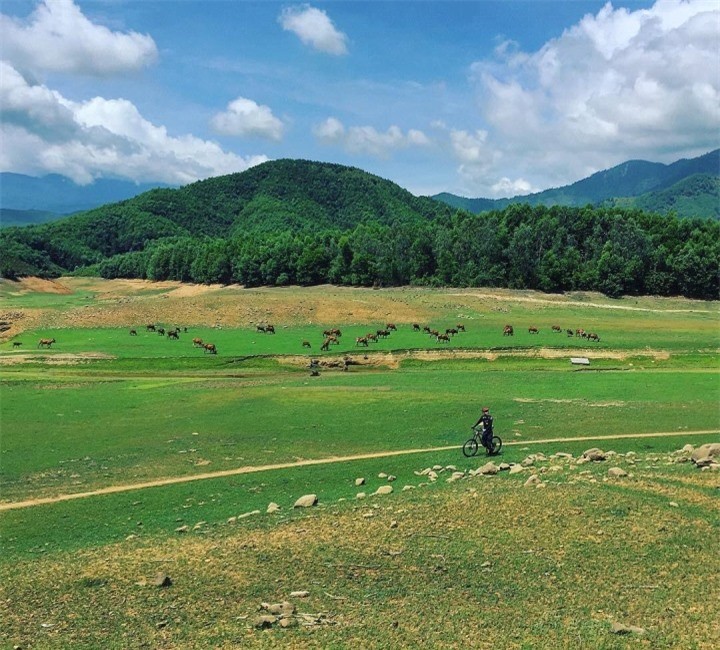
1,0,718,198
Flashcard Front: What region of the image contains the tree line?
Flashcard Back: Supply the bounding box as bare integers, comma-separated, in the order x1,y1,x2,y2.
30,204,715,300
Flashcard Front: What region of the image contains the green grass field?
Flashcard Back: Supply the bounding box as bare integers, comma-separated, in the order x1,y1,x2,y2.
0,279,718,648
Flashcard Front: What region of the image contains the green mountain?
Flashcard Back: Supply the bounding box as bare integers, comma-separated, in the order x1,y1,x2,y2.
434,149,719,218
0,208,63,228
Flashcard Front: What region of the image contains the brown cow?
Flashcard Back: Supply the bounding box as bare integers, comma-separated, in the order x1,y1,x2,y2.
587,332,601,342
203,343,217,354
437,333,450,343
146,324,156,332
265,324,275,334
355,337,369,347
528,326,539,334
503,325,514,336
167,330,179,340
38,338,56,348
320,338,331,351
551,325,562,333
129,329,137,336
192,337,204,347
386,323,397,331
302,340,312,348
412,323,421,331
456,323,466,332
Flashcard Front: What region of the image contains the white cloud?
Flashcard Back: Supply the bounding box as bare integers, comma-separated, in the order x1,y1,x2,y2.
314,117,430,158
210,97,284,140
465,0,720,194
0,63,266,185
0,0,157,76
279,5,348,55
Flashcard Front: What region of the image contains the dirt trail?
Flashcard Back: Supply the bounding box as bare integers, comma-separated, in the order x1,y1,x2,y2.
1,429,717,512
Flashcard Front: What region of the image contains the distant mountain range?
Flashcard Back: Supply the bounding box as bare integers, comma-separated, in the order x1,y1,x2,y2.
433,149,719,219
1,149,717,230
0,173,174,227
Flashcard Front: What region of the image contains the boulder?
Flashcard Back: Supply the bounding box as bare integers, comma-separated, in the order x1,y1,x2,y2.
582,448,607,461
254,615,276,629
293,494,318,508
374,485,393,496
509,465,525,475
152,573,172,588
524,474,541,487
355,477,365,486
691,443,720,464
266,502,281,514
610,622,646,635
608,467,628,478
478,462,499,476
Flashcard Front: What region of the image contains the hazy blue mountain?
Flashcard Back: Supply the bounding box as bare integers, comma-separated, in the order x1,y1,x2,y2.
0,173,175,217
433,149,719,218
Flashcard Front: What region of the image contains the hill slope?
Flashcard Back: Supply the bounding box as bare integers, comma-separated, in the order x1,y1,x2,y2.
434,149,720,217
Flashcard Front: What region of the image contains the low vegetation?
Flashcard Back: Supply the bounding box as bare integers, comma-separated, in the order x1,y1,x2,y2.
0,278,718,648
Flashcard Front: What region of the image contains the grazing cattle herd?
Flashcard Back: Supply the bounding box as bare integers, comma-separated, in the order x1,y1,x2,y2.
16,319,602,360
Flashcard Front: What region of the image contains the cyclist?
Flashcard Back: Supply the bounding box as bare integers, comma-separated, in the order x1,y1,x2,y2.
472,407,494,452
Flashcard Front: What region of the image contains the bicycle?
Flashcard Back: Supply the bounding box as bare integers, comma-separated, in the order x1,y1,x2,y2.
462,426,503,457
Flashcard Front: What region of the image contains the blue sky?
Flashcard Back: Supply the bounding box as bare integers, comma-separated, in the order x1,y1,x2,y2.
1,0,718,197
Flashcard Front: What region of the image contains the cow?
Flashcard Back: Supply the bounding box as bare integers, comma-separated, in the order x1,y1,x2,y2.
157,327,165,336
203,343,217,354
566,329,574,337
12,341,22,348
38,338,56,348
167,330,179,340
446,328,458,336
356,337,369,347
575,328,585,338
377,329,390,339
456,324,466,332
257,325,267,333
551,325,562,333
265,324,275,334
302,340,312,349
366,333,378,343
146,324,156,332
192,337,204,348
587,332,601,342
412,323,421,331
422,326,432,334
528,326,539,334
386,323,397,331
320,338,331,351
437,333,450,343
503,325,514,336
129,329,137,336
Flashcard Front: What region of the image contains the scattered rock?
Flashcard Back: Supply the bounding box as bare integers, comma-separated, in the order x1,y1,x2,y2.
374,485,393,496
290,591,309,598
387,475,396,482
669,501,679,508
266,502,281,514
355,477,365,486
356,492,366,499
582,448,607,461
524,474,541,487
390,520,398,529
608,467,628,478
691,443,720,465
254,615,277,629
610,622,646,635
509,465,525,475
152,573,172,588
402,485,415,491
279,617,297,629
175,525,189,533
447,471,466,483
238,510,260,520
294,494,318,508
478,462,499,476
378,472,388,479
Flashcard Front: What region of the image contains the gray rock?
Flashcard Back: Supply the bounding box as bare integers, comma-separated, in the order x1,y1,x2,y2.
356,492,366,499
355,477,365,486
478,462,499,476
293,494,318,508
266,502,281,514
582,448,607,461
691,443,720,464
509,465,525,475
374,485,393,496
254,615,276,629
608,467,628,478
152,573,172,588
524,474,541,487
610,622,646,635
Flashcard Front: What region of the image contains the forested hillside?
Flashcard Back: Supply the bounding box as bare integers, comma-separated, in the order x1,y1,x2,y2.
1,160,718,299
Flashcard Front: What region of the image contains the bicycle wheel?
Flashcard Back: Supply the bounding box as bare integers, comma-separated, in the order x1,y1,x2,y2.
490,436,503,455
462,437,479,457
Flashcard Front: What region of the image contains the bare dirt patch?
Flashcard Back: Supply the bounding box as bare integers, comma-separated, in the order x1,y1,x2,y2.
0,352,115,365
11,277,73,295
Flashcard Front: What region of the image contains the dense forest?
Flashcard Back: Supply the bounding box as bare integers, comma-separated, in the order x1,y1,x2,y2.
1,160,718,300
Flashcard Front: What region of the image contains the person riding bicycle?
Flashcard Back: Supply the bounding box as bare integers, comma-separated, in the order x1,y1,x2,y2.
472,407,494,451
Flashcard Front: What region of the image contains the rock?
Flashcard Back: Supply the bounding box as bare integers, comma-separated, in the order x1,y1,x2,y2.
266,502,281,514
691,443,720,464
356,492,366,499
237,511,260,520
378,472,388,479
175,525,189,533
498,463,511,471
681,444,694,453
521,457,535,467
610,622,646,635
480,561,491,568
254,615,276,629
509,465,525,475
402,485,415,491
355,477,365,486
524,474,541,487
227,516,237,524
290,591,309,598
293,494,318,508
387,475,396,482
478,462,499,476
582,448,607,461
669,501,679,508
447,471,466,482
374,485,393,496
152,573,172,588
390,520,398,529
264,601,295,615
608,467,628,478
279,617,297,628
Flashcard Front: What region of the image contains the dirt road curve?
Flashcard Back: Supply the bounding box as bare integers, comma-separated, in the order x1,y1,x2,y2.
1,429,717,512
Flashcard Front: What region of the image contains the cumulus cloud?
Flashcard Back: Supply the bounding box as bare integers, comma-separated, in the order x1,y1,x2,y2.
0,0,157,76
279,5,348,55
0,63,266,185
313,117,430,157
210,97,284,140
466,0,720,194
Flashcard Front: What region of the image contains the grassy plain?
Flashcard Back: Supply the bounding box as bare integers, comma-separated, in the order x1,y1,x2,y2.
0,277,718,648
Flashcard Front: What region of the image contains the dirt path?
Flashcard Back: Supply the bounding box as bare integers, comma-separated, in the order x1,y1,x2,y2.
1,429,717,512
